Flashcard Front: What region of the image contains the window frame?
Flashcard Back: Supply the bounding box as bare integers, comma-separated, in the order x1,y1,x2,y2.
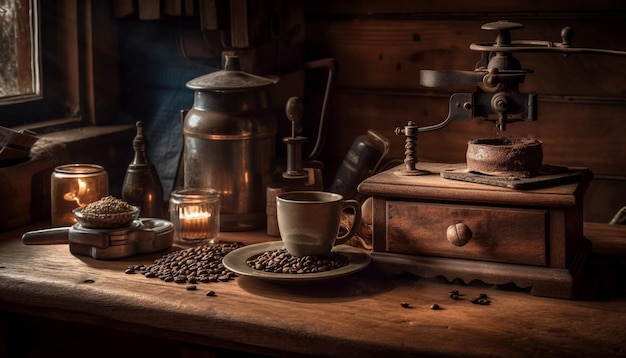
1,0,119,132
0,0,41,104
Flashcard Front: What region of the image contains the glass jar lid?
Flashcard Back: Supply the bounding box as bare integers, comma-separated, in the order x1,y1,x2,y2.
170,188,219,203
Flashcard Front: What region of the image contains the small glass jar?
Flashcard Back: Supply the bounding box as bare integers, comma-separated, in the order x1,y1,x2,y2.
51,164,109,226
169,188,220,245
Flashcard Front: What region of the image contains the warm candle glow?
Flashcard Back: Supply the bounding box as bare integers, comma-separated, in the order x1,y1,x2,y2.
51,164,108,226
179,206,213,240
169,188,220,244
63,178,89,207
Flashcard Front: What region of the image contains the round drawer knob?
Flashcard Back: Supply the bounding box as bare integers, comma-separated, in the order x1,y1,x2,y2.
446,223,472,246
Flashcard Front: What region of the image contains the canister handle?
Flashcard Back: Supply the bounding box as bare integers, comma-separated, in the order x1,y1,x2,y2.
22,227,70,245
304,58,337,161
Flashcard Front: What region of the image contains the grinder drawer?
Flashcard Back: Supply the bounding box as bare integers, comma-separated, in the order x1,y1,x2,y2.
384,201,548,266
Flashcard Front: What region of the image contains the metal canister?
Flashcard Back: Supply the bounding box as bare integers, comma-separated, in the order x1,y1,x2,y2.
182,56,278,231
329,130,390,202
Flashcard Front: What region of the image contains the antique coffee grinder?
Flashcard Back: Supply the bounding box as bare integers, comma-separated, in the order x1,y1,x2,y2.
359,21,626,299
182,56,278,231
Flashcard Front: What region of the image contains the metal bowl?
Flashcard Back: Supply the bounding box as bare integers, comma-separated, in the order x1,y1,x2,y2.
73,206,140,229
466,137,543,178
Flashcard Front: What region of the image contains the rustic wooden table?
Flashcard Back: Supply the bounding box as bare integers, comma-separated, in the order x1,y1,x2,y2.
1,222,625,357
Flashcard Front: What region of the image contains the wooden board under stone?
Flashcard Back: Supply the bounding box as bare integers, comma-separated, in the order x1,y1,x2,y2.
440,165,588,190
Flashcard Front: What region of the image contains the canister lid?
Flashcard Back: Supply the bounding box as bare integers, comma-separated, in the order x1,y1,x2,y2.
186,56,278,91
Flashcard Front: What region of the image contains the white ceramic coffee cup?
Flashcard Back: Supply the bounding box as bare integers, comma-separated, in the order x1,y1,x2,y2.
276,191,362,257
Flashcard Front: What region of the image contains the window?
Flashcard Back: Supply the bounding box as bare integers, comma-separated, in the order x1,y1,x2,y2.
1,0,118,130
0,0,40,104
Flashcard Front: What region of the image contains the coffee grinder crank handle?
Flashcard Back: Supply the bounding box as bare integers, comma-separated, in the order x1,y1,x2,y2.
392,90,474,175
419,21,626,132
470,24,626,57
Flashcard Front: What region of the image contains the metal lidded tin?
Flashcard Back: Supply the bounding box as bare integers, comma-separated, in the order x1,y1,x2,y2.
182,56,278,231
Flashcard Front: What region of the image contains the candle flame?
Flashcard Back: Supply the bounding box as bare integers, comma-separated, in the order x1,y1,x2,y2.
180,206,210,219
62,179,89,207
178,205,212,240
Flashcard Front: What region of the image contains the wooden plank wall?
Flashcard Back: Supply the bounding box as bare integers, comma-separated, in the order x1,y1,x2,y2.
302,0,626,223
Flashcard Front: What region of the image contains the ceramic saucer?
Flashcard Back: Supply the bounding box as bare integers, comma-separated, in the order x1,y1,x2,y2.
223,241,371,284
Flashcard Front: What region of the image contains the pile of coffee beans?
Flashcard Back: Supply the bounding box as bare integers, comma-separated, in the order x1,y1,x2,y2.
125,242,243,284
247,248,350,274
79,196,137,228
83,196,133,214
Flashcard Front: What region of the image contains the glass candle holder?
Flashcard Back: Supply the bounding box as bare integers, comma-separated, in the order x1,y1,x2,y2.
169,188,220,245
51,164,109,226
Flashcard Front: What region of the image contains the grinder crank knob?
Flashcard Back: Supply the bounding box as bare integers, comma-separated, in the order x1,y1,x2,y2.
561,26,574,47
285,96,304,133
446,222,472,247
480,20,524,46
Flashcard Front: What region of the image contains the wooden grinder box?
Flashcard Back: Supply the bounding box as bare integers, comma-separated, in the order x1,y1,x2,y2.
358,162,593,299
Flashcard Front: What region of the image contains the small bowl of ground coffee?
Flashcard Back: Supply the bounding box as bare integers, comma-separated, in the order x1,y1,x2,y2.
74,196,139,229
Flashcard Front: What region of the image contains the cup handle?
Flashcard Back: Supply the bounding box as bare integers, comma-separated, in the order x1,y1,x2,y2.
335,199,362,245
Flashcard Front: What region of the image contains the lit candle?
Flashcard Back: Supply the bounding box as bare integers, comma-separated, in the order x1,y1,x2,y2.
179,206,213,240
51,164,108,226
169,188,220,245
63,178,87,205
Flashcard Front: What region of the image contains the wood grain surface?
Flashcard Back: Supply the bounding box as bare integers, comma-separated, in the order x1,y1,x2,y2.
1,222,625,357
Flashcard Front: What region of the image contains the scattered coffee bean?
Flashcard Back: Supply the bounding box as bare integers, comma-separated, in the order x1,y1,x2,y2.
206,290,216,297
246,248,349,274
430,304,440,310
400,302,412,308
124,268,136,274
448,290,461,300
186,285,197,291
124,242,243,285
469,295,491,305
